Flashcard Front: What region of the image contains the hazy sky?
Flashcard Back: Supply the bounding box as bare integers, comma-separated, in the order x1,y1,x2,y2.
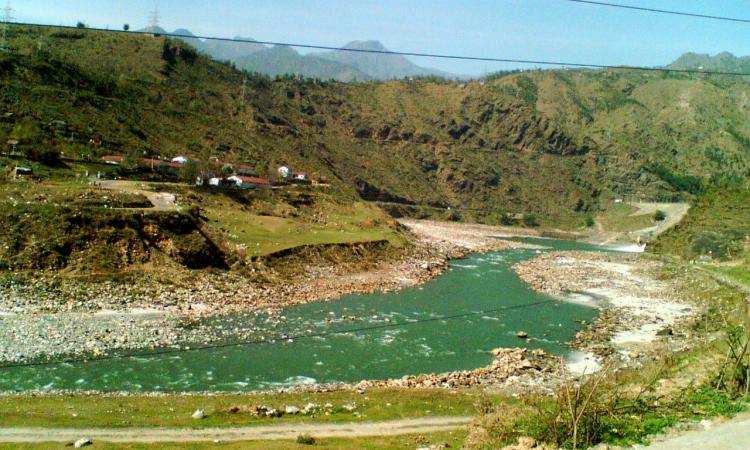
11,0,750,75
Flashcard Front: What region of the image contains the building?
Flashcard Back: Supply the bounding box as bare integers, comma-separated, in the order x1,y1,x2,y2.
227,175,272,189
232,163,256,176
277,165,290,179
293,172,307,181
171,156,189,164
101,155,124,165
10,166,32,178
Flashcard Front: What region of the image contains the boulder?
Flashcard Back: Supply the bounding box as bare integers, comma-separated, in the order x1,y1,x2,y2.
191,408,205,419
73,438,92,448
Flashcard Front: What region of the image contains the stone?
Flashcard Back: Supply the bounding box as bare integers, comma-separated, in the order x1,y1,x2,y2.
516,331,528,338
73,438,92,448
656,327,673,336
191,408,205,419
284,405,300,414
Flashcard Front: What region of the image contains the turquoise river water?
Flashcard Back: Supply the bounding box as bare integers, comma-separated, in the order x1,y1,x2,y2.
0,238,608,392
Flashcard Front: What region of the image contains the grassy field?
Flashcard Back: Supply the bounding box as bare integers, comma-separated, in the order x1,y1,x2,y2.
596,201,656,232
0,388,489,429
0,431,467,450
200,189,403,257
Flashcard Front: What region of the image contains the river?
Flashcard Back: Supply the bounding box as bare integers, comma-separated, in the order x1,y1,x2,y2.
0,238,607,392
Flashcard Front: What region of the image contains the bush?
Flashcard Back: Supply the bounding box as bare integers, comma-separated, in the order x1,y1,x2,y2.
24,147,61,166
296,434,315,445
651,166,704,196
654,210,666,221
713,326,750,398
523,213,540,227
583,214,595,228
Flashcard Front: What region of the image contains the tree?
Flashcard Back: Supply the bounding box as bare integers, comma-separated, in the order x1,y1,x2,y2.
123,24,130,31
76,21,87,29
654,210,666,221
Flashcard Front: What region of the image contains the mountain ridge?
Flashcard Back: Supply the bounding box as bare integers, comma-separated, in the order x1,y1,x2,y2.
138,26,459,81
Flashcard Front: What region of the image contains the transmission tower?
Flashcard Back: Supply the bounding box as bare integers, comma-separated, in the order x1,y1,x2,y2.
1,1,13,53
148,5,160,29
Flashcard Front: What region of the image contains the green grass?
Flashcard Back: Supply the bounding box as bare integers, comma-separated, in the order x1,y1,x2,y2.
596,202,655,232
203,194,403,257
0,388,487,429
0,431,467,449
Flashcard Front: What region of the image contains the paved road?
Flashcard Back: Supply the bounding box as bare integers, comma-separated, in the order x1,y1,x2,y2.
0,416,472,443
97,179,180,211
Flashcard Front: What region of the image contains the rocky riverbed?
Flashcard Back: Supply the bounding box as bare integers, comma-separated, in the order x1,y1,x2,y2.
513,251,700,372
0,220,537,365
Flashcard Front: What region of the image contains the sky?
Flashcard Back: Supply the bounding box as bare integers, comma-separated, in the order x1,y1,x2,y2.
10,0,750,75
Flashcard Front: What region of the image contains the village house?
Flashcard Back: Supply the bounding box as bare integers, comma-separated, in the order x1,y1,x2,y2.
227,175,272,189
278,165,291,179
10,166,32,178
101,155,124,165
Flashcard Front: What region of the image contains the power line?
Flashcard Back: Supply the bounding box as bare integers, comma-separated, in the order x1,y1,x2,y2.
0,299,557,370
563,0,750,24
3,21,750,77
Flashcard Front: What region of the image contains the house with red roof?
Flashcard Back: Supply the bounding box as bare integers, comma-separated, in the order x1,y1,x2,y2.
101,155,124,165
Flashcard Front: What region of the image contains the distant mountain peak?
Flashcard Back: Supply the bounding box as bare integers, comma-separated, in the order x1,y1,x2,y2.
668,51,750,73
161,26,458,81
340,40,388,52
138,25,167,34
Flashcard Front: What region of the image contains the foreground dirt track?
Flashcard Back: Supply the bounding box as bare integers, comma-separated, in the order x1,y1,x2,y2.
0,416,471,443
632,414,750,450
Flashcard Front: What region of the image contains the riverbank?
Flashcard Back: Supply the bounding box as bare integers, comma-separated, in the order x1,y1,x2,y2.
0,220,538,365
513,251,700,373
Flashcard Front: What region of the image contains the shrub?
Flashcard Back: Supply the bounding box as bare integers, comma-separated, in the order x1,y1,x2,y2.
583,214,595,228
25,147,61,166
523,213,540,227
713,326,750,398
296,434,315,445
654,210,666,221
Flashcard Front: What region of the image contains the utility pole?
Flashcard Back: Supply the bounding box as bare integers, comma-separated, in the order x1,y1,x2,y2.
1,1,13,53
240,77,247,107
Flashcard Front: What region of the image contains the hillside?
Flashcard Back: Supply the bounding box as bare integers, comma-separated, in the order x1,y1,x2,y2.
1,25,750,226
650,180,750,284
235,45,371,82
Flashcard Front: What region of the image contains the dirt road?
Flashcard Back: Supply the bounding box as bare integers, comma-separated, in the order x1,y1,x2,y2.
627,202,690,236
632,415,750,450
588,202,689,246
0,416,471,443
97,179,180,211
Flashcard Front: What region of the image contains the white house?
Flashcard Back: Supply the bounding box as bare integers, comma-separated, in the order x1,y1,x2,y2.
208,177,221,187
277,166,290,178
226,175,243,186
171,156,189,164
294,172,307,181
